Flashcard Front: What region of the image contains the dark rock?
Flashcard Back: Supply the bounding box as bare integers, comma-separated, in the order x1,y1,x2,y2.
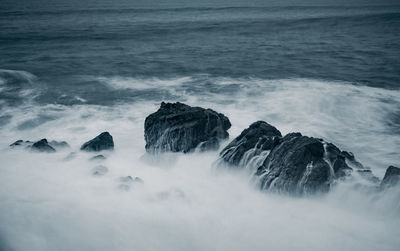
144,102,231,153
80,132,114,152
30,139,56,153
381,166,400,189
9,140,32,148
341,151,364,169
256,134,330,195
219,121,281,167
89,154,106,161
49,140,70,149
92,165,108,176
256,133,357,195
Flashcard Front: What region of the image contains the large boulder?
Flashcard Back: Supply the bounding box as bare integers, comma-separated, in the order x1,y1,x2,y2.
380,166,400,189
219,121,281,167
144,102,231,153
255,133,355,195
80,132,114,152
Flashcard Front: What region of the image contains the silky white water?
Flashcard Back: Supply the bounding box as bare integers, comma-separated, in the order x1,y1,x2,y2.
0,77,399,251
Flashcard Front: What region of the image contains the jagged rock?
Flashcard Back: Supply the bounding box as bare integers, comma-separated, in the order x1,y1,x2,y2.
9,140,32,148
89,154,106,161
255,132,358,195
341,151,364,169
10,139,69,152
92,165,108,176
381,166,400,189
81,132,114,152
144,102,231,153
49,140,69,149
30,139,56,153
219,121,281,167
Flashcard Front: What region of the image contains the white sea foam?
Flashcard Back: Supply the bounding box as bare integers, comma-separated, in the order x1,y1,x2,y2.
0,77,399,251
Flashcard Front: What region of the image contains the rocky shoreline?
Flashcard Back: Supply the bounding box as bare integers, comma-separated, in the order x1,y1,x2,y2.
9,102,400,196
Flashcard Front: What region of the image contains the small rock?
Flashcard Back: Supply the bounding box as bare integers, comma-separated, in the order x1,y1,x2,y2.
63,152,77,161
81,132,114,152
9,140,32,148
31,139,56,153
89,154,106,161
120,176,134,183
92,165,108,176
49,140,70,149
381,166,400,189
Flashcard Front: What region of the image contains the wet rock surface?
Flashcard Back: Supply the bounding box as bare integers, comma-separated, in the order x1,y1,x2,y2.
81,132,114,152
31,139,56,153
256,133,350,195
217,121,374,195
380,166,400,189
219,121,281,167
144,102,231,153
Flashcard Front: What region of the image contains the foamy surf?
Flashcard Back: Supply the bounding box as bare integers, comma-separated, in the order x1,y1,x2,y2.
0,76,399,251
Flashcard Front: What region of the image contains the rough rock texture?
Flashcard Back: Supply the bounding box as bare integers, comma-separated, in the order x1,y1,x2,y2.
219,121,281,167
255,132,358,195
10,140,32,148
31,139,56,153
380,166,400,189
81,132,114,152
144,102,231,153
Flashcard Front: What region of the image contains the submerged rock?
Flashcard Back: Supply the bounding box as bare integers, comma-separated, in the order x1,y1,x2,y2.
63,152,77,161
219,121,281,167
118,176,144,191
31,139,56,153
89,154,106,162
380,166,400,189
10,139,69,153
9,140,32,148
92,165,108,176
80,132,114,152
49,140,70,149
144,102,231,153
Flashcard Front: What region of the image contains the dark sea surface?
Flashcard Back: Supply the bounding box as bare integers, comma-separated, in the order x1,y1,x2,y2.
1,1,400,105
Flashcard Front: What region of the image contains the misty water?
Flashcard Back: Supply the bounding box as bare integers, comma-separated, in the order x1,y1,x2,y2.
1,1,400,250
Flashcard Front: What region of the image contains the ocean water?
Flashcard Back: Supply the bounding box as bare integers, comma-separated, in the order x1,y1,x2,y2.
0,1,400,250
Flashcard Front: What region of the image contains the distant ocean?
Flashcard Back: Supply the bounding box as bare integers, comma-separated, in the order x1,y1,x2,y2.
0,1,400,251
